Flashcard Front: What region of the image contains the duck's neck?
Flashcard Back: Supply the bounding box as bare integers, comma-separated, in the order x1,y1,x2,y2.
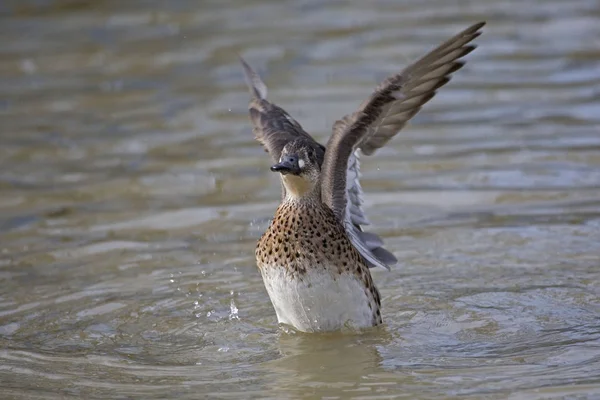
281,175,321,204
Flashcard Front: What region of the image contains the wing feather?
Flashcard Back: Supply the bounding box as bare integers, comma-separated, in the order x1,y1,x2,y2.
321,22,485,269
240,57,324,164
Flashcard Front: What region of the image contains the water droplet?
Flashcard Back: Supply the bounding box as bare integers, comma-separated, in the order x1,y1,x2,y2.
229,299,239,320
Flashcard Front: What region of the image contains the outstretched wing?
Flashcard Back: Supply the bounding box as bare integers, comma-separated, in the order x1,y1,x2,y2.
321,22,486,270
240,57,325,165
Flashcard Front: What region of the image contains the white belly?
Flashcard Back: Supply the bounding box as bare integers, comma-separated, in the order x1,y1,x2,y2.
259,265,376,332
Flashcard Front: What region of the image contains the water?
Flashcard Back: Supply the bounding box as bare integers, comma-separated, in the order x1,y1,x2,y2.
1,0,599,398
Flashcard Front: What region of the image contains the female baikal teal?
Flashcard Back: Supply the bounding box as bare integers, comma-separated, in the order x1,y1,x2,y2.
242,22,485,333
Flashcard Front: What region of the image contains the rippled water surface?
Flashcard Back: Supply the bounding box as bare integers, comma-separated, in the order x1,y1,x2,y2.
1,0,600,398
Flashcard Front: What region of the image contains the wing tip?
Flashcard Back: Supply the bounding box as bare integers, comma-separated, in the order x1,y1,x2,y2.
469,21,487,34
239,55,268,100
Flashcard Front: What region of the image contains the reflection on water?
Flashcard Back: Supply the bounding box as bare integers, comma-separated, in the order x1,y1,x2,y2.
1,0,600,398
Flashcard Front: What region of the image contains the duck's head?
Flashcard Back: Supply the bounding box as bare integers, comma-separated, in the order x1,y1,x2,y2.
271,140,321,200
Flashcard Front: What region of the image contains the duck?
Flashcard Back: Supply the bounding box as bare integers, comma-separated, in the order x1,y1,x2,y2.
241,22,485,332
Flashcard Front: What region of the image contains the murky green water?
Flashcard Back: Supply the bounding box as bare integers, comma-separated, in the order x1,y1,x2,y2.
1,0,600,398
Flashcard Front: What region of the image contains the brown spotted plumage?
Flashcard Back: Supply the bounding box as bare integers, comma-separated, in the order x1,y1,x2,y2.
241,22,485,332
256,199,383,327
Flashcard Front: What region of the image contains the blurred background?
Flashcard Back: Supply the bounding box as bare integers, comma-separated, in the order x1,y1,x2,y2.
1,0,599,398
